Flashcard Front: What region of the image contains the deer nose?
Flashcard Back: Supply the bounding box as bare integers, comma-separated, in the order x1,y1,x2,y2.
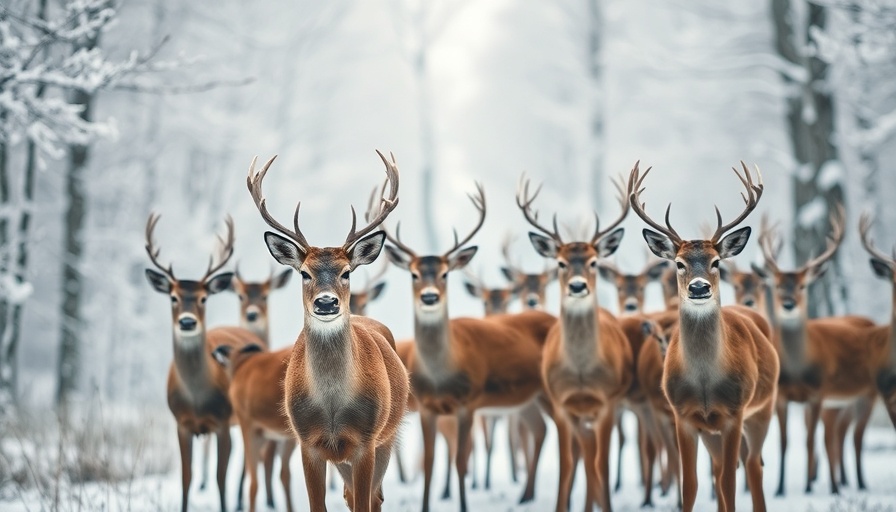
568,281,587,295
687,280,711,299
178,317,197,331
420,292,440,306
782,299,796,311
624,303,638,312
527,296,539,308
743,299,756,307
246,311,259,322
313,295,340,315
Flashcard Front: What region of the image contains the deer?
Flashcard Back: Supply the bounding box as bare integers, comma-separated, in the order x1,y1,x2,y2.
144,213,265,512
629,162,779,512
212,343,297,512
755,206,878,496
349,259,389,316
246,151,409,512
380,182,556,512
516,171,634,512
500,235,558,310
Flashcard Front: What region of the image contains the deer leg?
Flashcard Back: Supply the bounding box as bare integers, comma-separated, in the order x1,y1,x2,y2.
243,429,263,512
823,408,842,495
832,407,851,487
853,395,873,490
215,426,232,512
351,445,377,512
481,415,497,490
455,411,476,512
719,419,744,512
420,411,437,512
300,446,328,512
507,413,521,484
553,413,575,512
199,434,211,491
262,440,276,508
700,434,724,512
392,439,409,484
577,420,598,512
595,409,616,512
774,398,788,496
676,419,699,512
638,406,660,508
742,407,772,512
279,440,297,512
805,400,822,494
177,427,193,512
519,401,547,504
440,417,456,500
613,410,625,493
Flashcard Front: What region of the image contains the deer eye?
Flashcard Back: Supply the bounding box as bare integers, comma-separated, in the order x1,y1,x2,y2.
341,271,350,280
238,295,245,301
589,260,597,268
558,261,567,269
411,273,419,280
441,272,448,280
711,260,720,269
170,295,178,304
200,296,207,305
676,262,685,270
300,271,311,281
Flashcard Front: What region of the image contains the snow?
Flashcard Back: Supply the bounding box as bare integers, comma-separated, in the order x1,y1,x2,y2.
3,406,895,511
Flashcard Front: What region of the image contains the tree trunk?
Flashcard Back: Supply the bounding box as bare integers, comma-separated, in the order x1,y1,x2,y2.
415,47,439,253
772,0,845,317
586,0,605,207
0,124,12,412
57,30,98,408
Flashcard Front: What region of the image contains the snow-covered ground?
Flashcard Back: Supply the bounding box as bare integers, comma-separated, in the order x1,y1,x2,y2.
4,405,895,511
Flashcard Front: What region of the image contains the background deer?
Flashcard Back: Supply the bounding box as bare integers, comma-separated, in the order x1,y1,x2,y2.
381,182,556,512
630,162,778,512
144,213,264,512
756,207,877,495
500,235,558,310
212,344,297,512
247,151,409,512
516,171,633,512
349,259,389,316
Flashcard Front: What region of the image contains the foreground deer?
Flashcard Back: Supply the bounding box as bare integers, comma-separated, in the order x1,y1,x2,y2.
144,214,263,512
247,151,408,512
212,344,297,512
630,163,778,512
381,183,556,512
516,172,633,512
756,207,877,495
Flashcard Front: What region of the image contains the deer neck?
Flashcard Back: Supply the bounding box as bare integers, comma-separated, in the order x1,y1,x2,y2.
242,320,269,346
413,308,454,380
678,300,723,378
172,329,217,399
304,313,355,400
775,312,808,373
560,297,599,365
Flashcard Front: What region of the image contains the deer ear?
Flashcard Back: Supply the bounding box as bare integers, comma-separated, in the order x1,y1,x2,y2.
645,260,669,281
349,231,386,269
500,267,516,283
595,228,624,258
642,229,677,260
870,259,894,280
145,269,172,293
448,246,478,271
271,269,292,289
369,281,387,301
265,232,306,268
806,261,829,282
464,281,480,298
750,262,770,280
384,245,413,270
597,262,618,282
716,226,751,259
528,232,558,258
211,345,233,367
206,272,234,295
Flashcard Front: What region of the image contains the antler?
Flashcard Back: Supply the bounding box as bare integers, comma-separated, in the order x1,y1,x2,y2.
516,173,564,243
501,233,524,278
802,203,845,272
145,212,176,281
247,155,310,251
629,161,683,245
758,213,782,274
343,150,400,250
443,182,486,257
201,215,235,282
709,162,764,243
859,212,894,266
365,177,417,258
590,173,632,244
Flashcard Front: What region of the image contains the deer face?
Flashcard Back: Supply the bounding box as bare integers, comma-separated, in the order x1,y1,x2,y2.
229,269,291,332
386,248,478,319
754,267,813,323
265,233,386,330
501,268,556,310
720,265,765,309
349,281,386,316
529,229,624,313
464,280,515,316
146,272,234,340
598,260,668,314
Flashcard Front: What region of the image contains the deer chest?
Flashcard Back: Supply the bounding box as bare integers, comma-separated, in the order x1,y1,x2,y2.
287,392,380,455
665,372,746,421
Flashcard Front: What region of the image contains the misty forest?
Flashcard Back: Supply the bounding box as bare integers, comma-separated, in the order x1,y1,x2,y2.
2,0,896,511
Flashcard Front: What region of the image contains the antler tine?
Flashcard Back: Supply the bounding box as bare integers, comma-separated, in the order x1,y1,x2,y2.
516,173,563,243
363,168,415,258
591,172,632,243
247,155,311,251
757,213,781,273
859,211,893,264
710,162,764,243
145,212,176,281
343,150,401,250
443,181,487,257
802,203,845,271
501,233,524,277
462,266,485,289
628,161,684,244
202,215,235,282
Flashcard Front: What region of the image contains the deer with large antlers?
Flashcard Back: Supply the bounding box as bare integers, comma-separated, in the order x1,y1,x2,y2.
144,214,265,512
246,151,408,512
629,162,779,512
755,206,877,496
500,235,558,310
379,182,556,512
516,171,633,512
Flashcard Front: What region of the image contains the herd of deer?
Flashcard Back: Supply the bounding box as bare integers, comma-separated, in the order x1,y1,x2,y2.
143,152,896,512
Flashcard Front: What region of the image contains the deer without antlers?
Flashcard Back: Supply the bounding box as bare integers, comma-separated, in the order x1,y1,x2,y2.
379,181,556,512
516,170,633,512
756,206,877,496
247,151,408,512
629,162,778,512
144,213,265,512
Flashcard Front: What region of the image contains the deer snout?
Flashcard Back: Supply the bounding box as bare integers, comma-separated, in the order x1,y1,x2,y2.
781,299,796,311
245,309,259,322
526,295,540,308
313,294,340,315
623,299,639,312
178,316,198,331
420,292,440,306
687,279,711,300
567,278,588,296
743,298,756,308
